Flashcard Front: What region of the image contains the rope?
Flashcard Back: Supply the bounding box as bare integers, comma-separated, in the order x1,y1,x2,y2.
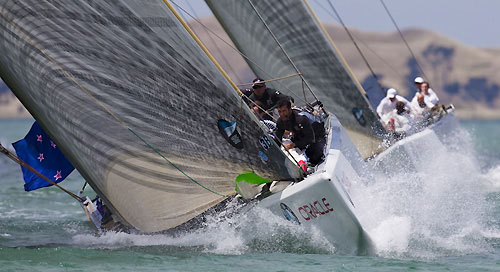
79,181,88,194
236,73,302,87
311,0,416,90
163,0,242,96
128,128,229,197
379,0,429,81
302,80,307,104
241,94,277,122
169,1,308,176
302,0,368,96
0,144,84,202
0,7,228,198
326,0,386,96
181,0,243,83
170,0,310,106
247,0,320,102
311,0,404,80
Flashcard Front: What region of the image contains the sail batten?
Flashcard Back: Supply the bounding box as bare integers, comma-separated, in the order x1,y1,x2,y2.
0,0,301,232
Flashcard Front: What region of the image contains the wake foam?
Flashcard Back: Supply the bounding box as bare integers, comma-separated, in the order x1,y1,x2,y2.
353,126,499,259
70,123,500,258
72,205,335,255
483,165,500,189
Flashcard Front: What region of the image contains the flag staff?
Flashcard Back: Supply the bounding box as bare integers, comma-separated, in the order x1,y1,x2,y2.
0,143,84,202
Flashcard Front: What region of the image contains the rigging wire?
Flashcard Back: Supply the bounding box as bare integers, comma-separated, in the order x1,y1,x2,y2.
238,73,304,121
302,0,368,97
128,128,229,197
172,1,310,174
246,0,320,103
168,1,274,122
379,0,429,81
312,0,404,80
236,73,302,87
0,144,85,202
169,0,311,106
325,0,386,96
165,1,309,175
182,0,243,83
0,7,230,198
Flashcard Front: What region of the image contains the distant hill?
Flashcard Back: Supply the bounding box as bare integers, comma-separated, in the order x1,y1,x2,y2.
192,18,500,119
323,24,500,119
1,17,499,119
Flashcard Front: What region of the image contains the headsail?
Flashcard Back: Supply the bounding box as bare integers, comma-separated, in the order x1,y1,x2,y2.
206,0,385,158
0,0,301,232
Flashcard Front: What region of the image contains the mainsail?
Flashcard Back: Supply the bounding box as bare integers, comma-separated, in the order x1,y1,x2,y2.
206,0,385,158
0,0,302,232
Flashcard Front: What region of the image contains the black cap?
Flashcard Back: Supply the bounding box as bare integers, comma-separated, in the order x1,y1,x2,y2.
252,78,265,89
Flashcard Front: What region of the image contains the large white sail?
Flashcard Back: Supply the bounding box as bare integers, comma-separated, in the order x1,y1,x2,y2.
0,0,302,232
206,0,385,158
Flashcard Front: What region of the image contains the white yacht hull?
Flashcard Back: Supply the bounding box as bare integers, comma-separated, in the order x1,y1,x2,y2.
257,117,374,255
428,112,463,148
372,128,446,173
372,112,460,173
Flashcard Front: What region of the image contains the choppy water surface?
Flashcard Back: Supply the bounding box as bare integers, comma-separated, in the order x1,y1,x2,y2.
1,118,500,271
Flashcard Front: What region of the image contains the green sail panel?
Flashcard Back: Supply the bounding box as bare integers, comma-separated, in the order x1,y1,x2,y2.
0,0,301,232
206,0,385,157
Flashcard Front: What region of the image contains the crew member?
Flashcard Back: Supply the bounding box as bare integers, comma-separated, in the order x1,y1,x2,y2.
275,99,324,165
376,88,411,119
384,101,413,138
251,100,276,133
412,81,439,107
413,77,439,106
411,93,431,121
248,78,293,115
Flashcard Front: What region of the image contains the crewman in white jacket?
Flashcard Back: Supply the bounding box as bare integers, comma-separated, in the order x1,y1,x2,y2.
413,77,439,107
384,101,413,136
376,88,411,120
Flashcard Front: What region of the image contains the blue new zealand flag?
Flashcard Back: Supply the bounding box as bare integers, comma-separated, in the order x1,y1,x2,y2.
12,121,74,191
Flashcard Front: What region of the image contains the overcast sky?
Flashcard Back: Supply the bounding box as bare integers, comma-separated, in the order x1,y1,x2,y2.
174,0,499,48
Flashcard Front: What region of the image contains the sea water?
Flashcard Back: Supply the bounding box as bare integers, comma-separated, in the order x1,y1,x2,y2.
1,118,500,271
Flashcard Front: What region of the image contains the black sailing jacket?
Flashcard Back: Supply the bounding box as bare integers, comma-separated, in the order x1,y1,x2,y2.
275,110,315,150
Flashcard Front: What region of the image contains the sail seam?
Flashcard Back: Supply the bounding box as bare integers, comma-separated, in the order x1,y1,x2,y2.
302,0,368,96
128,128,230,197
247,0,319,103
0,9,124,126
180,0,243,84
162,0,241,96
0,7,230,198
174,0,310,105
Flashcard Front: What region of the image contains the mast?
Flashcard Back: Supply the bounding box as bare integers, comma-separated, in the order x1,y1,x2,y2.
0,0,301,232
206,0,386,158
166,0,306,173
162,0,242,96
247,0,319,103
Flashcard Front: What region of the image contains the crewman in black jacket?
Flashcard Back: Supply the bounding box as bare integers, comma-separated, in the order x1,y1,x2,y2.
275,99,325,165
248,78,293,116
